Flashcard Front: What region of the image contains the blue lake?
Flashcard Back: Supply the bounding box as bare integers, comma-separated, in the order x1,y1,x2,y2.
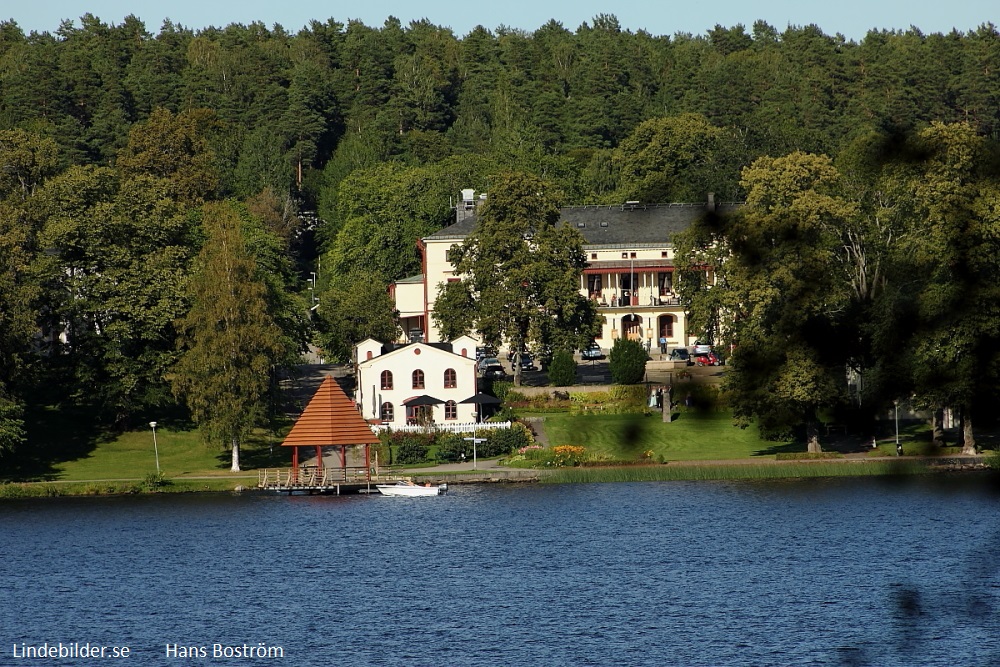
2,476,1000,665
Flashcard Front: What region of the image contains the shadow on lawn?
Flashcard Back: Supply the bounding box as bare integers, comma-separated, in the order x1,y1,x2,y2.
5,405,112,481
212,433,291,470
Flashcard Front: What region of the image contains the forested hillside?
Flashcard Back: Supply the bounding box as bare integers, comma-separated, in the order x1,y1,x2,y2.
2,13,1000,460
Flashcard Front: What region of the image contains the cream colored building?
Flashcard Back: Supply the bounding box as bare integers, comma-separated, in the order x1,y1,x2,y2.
355,336,479,427
391,191,735,353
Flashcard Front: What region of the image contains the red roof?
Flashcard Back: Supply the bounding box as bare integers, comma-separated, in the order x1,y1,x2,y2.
282,376,380,447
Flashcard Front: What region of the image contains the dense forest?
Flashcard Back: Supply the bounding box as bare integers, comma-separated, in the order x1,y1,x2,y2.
2,13,1000,462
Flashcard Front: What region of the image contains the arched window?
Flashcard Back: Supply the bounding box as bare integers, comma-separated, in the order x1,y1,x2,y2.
658,315,674,339
380,402,394,423
380,370,393,390
444,368,457,388
444,400,457,420
412,369,425,389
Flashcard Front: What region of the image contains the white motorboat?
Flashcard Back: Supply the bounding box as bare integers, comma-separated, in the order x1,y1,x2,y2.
376,481,448,497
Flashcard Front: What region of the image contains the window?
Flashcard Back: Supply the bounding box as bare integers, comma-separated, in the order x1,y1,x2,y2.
630,252,637,258
380,370,393,390
591,253,598,260
658,271,674,295
587,274,602,297
412,369,425,389
621,252,628,259
444,368,457,388
659,315,674,338
380,402,394,422
444,400,457,420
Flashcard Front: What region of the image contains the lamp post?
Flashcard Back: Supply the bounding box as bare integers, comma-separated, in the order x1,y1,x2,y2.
149,421,160,473
893,400,900,455
464,437,486,470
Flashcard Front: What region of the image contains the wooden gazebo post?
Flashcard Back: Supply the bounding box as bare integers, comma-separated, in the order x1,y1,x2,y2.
280,376,381,485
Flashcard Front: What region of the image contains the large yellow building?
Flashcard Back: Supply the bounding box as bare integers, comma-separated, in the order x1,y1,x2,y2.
390,190,737,353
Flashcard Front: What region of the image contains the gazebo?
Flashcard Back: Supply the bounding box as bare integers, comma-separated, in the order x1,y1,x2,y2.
281,375,380,479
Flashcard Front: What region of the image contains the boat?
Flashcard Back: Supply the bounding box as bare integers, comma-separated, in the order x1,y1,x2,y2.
376,481,448,497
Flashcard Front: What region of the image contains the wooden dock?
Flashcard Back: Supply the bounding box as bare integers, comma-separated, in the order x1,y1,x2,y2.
258,465,547,494
257,467,401,495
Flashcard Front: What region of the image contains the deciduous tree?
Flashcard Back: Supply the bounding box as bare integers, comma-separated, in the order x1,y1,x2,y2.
171,201,289,471
440,171,599,386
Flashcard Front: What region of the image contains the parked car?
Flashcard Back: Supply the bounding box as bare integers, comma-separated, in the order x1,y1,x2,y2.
689,341,713,355
518,354,536,371
476,346,496,362
581,342,604,360
477,356,501,373
668,348,693,365
482,364,506,380
692,351,721,366
507,346,526,362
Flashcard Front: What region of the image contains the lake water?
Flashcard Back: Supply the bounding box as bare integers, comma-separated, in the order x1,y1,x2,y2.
2,476,1000,666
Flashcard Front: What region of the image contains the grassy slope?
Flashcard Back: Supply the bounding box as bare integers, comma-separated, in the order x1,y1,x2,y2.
6,424,289,483
538,411,790,461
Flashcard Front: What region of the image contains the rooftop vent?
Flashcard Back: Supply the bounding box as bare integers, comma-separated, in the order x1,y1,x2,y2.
577,222,585,228
600,221,609,228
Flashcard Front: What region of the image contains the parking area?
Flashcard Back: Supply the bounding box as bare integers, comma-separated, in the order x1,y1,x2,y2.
479,350,725,388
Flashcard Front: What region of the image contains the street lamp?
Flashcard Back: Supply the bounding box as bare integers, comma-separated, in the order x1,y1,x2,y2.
149,421,160,473
463,437,486,470
893,400,900,455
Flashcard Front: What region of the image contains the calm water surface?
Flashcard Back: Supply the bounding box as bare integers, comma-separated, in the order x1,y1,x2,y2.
2,477,1000,666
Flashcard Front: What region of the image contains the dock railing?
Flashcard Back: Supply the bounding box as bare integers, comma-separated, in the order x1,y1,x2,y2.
257,466,381,489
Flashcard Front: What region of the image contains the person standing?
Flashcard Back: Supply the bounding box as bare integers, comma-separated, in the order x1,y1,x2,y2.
659,335,667,355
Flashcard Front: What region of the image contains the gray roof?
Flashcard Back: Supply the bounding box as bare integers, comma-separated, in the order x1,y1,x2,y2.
425,202,741,247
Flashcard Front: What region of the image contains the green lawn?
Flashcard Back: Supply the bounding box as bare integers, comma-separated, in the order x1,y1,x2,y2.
7,422,289,483
537,411,795,461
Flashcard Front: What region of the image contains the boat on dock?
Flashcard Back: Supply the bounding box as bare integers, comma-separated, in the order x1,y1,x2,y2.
376,481,448,497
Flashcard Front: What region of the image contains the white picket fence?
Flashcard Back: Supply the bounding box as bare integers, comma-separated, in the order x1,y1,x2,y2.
369,421,512,434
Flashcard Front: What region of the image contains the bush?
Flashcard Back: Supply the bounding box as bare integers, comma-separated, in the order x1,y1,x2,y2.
548,349,577,386
489,380,514,402
434,432,468,462
609,338,647,384
385,432,434,464
482,423,533,457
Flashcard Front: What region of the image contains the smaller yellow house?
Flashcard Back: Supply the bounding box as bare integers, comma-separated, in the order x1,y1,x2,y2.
355,335,480,428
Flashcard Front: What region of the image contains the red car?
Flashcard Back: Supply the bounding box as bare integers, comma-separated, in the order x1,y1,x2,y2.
692,352,721,366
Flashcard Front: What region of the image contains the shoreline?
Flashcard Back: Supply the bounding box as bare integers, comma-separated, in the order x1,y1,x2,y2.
1,454,993,499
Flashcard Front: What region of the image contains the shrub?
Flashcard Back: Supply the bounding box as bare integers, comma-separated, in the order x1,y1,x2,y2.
505,390,530,403
609,338,647,384
482,423,533,457
141,471,168,492
489,380,514,402
548,349,577,386
434,432,468,462
388,432,434,464
608,384,646,403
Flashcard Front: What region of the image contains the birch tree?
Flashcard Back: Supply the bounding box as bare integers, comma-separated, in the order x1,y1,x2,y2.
171,202,287,471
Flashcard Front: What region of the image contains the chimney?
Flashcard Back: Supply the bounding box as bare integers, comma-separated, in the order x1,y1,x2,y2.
455,189,486,224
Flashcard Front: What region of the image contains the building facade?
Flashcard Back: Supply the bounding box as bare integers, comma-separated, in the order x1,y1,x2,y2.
390,191,736,352
355,336,479,427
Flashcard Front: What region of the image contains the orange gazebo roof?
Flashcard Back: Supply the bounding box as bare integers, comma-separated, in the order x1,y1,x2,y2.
282,376,380,447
